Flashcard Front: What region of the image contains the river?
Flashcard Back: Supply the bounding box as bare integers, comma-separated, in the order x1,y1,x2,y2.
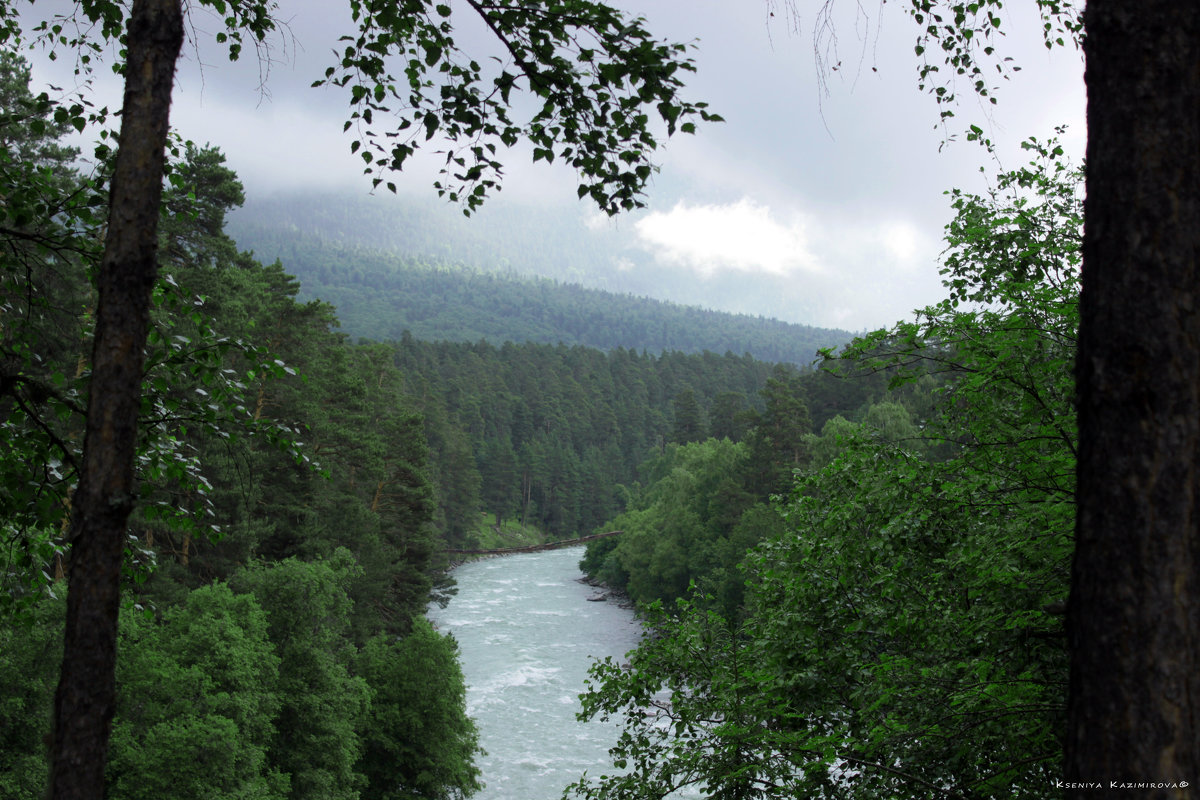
427,546,642,800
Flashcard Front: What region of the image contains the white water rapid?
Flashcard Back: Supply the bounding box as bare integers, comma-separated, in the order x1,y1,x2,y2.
427,546,642,800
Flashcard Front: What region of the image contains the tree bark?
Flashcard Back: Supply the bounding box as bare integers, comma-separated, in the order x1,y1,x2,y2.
1069,0,1200,795
48,2,183,798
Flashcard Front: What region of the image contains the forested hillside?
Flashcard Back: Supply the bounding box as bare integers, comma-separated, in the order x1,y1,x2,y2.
226,191,853,328
229,195,852,363
226,191,620,284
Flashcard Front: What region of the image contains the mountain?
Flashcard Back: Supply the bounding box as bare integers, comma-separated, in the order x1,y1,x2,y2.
227,191,853,364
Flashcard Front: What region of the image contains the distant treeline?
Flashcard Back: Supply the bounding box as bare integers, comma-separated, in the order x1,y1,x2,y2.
231,227,851,365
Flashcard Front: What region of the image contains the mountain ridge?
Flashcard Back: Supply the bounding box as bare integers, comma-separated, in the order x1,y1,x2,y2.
227,191,854,364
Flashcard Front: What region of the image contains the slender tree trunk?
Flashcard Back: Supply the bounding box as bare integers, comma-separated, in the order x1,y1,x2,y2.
48,2,183,798
372,478,388,513
1069,0,1200,795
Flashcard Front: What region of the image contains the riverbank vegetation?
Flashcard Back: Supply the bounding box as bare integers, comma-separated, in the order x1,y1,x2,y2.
571,138,1080,799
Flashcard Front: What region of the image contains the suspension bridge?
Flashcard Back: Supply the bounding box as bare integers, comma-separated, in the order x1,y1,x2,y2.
442,529,623,557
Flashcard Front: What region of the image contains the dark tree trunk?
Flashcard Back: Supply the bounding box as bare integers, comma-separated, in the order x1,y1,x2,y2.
48,2,183,798
1069,0,1200,795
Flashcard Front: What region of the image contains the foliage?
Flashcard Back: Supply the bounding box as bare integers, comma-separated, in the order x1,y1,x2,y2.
108,583,286,800
391,337,793,546
0,68,306,618
754,437,1067,798
790,0,1082,128
587,438,759,613
7,0,724,784
21,0,718,215
126,144,445,643
578,359,840,619
9,564,480,800
902,0,1081,122
356,619,482,800
322,0,719,212
0,48,99,615
0,590,63,800
231,554,371,800
566,602,806,800
0,70,475,796
837,134,1080,503
743,366,813,496
572,142,1080,799
670,388,705,444
770,0,1080,144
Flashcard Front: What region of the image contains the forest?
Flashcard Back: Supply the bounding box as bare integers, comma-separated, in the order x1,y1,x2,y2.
0,51,481,798
4,0,1198,797
0,44,881,798
225,190,856,338
0,34,1076,791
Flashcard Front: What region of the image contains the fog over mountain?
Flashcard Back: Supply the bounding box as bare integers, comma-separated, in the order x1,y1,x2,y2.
31,0,1084,330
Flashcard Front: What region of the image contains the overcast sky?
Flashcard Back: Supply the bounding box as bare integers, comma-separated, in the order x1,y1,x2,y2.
28,0,1084,331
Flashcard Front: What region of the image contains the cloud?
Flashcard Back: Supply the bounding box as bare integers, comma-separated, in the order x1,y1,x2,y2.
622,196,949,329
880,221,922,264
634,198,818,277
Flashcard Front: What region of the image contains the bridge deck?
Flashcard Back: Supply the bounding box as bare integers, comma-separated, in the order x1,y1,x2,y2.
443,530,622,557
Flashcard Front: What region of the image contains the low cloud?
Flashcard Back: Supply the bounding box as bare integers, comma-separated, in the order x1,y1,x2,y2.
626,197,946,330
634,199,819,277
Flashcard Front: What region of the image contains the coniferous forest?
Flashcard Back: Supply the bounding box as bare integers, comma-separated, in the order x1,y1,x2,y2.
4,0,1199,798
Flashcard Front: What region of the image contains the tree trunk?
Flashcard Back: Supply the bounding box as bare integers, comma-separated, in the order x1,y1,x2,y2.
48,2,183,798
1069,0,1200,795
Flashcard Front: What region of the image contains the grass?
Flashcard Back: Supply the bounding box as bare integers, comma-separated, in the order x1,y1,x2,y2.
469,513,546,550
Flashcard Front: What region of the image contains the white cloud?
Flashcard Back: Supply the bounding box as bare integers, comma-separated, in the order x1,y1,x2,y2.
634,198,818,277
620,196,949,330
880,221,922,264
